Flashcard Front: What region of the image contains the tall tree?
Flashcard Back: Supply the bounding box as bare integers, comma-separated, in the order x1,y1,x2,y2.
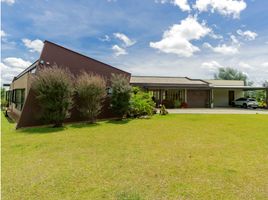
214,67,252,85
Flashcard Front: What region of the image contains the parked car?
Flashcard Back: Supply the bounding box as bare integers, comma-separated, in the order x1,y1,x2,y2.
232,97,258,109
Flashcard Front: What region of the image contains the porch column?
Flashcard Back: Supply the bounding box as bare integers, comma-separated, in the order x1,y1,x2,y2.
159,89,162,103
184,89,187,103
210,89,214,108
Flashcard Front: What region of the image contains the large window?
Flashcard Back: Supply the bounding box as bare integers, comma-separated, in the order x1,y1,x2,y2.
12,89,25,111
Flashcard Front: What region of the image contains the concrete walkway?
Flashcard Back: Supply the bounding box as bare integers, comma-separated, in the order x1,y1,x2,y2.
164,108,268,114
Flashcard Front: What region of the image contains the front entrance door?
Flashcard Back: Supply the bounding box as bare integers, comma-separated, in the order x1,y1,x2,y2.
228,91,235,106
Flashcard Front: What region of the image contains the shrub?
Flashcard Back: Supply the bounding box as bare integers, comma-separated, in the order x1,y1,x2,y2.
174,100,181,108
128,87,155,118
258,101,267,108
110,73,132,119
32,65,74,127
159,104,168,115
76,72,106,123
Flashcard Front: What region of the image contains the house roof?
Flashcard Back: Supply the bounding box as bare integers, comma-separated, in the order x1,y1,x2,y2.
205,79,245,86
130,76,267,90
130,76,208,87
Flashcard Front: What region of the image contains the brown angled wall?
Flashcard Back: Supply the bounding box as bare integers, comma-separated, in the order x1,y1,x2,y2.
16,41,130,128
39,41,130,82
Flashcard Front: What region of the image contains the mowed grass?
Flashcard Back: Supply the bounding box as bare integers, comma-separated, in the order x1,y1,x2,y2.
2,113,268,200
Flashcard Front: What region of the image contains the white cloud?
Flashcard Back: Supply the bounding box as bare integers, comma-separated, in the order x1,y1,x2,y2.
238,61,254,69
209,32,223,40
155,0,191,11
1,57,32,83
1,30,7,37
99,35,110,42
150,16,211,57
230,35,239,44
194,0,247,18
203,42,239,55
236,29,258,40
113,33,136,47
112,45,127,56
22,38,44,53
173,0,191,11
261,62,268,68
1,0,15,5
201,60,223,72
3,57,32,69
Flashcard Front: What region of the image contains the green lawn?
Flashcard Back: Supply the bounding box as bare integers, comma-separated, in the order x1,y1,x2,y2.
2,113,268,200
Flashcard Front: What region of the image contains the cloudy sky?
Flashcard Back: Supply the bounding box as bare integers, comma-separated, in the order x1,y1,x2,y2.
1,0,268,85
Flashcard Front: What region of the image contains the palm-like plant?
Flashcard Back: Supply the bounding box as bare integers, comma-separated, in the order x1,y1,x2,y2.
214,67,251,85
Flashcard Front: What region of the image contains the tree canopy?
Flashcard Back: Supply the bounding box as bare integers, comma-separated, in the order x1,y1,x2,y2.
214,67,252,86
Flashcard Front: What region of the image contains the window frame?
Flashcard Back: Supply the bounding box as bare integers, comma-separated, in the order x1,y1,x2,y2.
13,88,26,111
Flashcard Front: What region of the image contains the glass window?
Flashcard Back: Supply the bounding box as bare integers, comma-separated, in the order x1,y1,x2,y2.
13,89,25,111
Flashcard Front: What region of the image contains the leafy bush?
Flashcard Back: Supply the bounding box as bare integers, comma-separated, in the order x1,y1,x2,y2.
174,100,181,108
128,87,155,118
32,65,74,127
159,104,168,115
258,101,267,108
110,73,132,118
76,72,106,123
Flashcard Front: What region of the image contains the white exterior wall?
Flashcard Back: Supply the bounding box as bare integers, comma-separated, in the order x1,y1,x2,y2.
213,89,244,107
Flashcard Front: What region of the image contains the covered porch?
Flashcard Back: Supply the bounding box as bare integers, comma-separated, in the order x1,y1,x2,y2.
147,87,212,108
146,86,268,109
130,76,268,109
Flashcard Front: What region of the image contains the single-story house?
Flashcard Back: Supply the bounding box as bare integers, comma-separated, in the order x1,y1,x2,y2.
5,41,268,128
130,76,267,108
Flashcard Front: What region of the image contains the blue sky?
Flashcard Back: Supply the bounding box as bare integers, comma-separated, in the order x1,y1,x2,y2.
1,0,268,85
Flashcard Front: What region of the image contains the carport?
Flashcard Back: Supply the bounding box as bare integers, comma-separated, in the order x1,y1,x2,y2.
210,86,268,108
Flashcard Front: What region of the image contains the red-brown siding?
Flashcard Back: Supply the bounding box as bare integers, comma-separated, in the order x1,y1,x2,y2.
16,41,130,128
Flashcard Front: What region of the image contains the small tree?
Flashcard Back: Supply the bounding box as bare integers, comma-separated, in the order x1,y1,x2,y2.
32,65,74,127
1,88,8,110
76,72,106,123
110,73,132,119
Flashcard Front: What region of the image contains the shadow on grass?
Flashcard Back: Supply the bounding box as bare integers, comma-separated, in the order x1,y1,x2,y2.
19,126,66,134
105,118,131,125
5,115,15,124
69,122,100,129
